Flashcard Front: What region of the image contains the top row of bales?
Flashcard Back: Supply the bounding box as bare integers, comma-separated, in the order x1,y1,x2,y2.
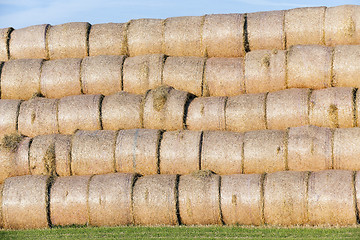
1,5,360,61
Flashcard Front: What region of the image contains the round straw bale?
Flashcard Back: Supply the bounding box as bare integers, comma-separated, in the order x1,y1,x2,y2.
58,94,102,134
2,175,50,229
101,92,142,130
325,5,360,46
40,58,82,98
0,139,16,183
178,172,221,225
333,45,360,87
50,175,91,226
89,23,127,56
204,57,245,96
133,174,178,225
356,171,360,216
264,171,308,226
29,134,57,176
18,97,59,137
0,183,3,228
127,19,163,56
88,173,135,226
115,129,160,175
356,90,360,127
48,22,90,59
186,97,226,131
288,126,332,172
247,10,285,51
54,135,71,176
267,88,310,130
0,99,21,138
72,130,117,175
12,137,30,177
123,54,164,94
1,59,43,100
243,129,286,174
287,45,332,89
225,93,266,132
203,14,244,57
9,24,49,60
244,50,286,94
0,28,12,61
309,87,354,128
163,16,204,57
201,131,244,175
308,170,356,226
285,7,326,46
333,128,360,170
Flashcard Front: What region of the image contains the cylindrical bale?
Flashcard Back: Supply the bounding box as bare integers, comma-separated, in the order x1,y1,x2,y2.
285,7,326,46
1,59,43,100
123,54,164,94
58,94,102,134
264,171,309,226
221,174,263,225
0,183,3,228
81,55,125,95
178,172,221,225
0,139,16,183
325,5,360,46
0,99,21,138
287,45,332,89
267,88,310,130
333,45,360,87
308,170,357,226
12,137,30,177
133,174,178,225
202,14,244,57
288,126,332,171
163,16,204,57
88,173,135,226
225,93,266,132
356,171,360,216
244,50,286,94
2,175,50,229
127,19,163,56
72,130,117,175
115,129,160,175
29,134,57,176
243,129,286,174
247,10,285,51
50,175,91,226
54,135,71,176
101,92,142,130
333,128,360,170
9,24,49,59
201,131,244,175
0,28,12,61
40,58,82,98
309,87,354,128
204,57,245,96
89,23,127,56
163,56,205,97
186,97,226,131
18,97,59,137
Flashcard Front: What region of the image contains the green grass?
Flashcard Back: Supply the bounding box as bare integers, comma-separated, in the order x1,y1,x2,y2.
1,226,360,240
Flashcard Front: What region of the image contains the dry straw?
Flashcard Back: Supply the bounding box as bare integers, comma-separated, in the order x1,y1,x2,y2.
40,58,82,98
1,59,43,100
0,183,3,228
12,137,31,177
29,134,56,176
333,45,360,87
0,99,21,138
88,173,135,226
2,175,50,229
9,24,49,59
48,22,90,59
133,174,178,225
244,50,286,94
89,23,127,56
0,28,12,61
54,135,72,176
333,128,360,170
356,171,360,217
0,136,17,183
202,14,244,57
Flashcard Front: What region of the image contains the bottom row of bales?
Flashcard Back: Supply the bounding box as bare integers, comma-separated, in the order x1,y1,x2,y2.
0,170,359,229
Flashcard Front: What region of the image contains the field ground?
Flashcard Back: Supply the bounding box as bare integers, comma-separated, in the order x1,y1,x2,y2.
1,225,360,240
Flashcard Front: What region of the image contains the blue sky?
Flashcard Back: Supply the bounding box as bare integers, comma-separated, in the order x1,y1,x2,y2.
0,0,359,29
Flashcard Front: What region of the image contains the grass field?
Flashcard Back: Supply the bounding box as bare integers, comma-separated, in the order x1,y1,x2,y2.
1,226,360,240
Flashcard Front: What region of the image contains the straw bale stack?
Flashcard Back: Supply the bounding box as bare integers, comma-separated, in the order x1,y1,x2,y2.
12,137,31,177
2,175,50,229
9,24,49,59
48,22,90,59
333,128,360,170
40,58,82,98
0,99,21,138
89,23,127,56
333,45,360,87
0,28,12,61
88,173,135,226
244,50,286,94
29,134,56,176
1,59,43,100
54,135,72,176
115,129,160,175
202,14,244,57
160,130,201,174
133,174,178,225
127,19,163,56
225,93,266,132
